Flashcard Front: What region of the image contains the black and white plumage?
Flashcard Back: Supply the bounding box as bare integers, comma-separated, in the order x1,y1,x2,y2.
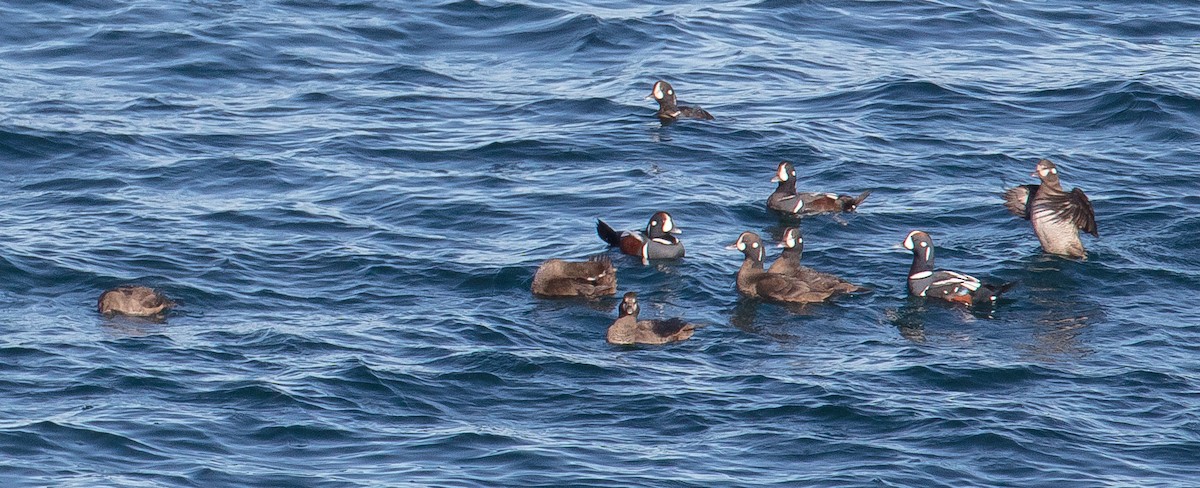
766,161,871,217
902,231,1014,307
648,80,713,124
1004,159,1098,259
596,211,685,265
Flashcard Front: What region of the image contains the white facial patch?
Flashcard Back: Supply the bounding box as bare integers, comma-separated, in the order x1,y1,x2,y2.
653,83,664,100
662,216,673,232
736,236,746,251
785,235,796,248
751,241,759,248
903,232,916,250
777,166,789,181
667,89,673,96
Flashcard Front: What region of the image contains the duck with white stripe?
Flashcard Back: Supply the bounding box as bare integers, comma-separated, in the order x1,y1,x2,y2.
902,230,1014,306
596,211,685,265
766,161,871,217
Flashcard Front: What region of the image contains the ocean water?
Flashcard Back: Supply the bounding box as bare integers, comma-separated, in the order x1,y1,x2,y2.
2,1,1199,486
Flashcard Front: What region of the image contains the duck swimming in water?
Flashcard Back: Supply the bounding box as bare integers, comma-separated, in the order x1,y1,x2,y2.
1003,159,1098,259
97,285,174,317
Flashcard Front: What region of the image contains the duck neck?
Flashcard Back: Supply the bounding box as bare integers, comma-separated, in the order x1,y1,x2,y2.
908,247,934,277
737,255,765,292
779,245,802,264
775,177,796,195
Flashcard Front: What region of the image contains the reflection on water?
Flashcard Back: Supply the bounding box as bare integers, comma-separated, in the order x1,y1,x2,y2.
884,255,1105,359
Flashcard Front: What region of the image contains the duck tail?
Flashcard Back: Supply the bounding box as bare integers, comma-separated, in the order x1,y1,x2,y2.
596,219,622,247
973,281,1017,306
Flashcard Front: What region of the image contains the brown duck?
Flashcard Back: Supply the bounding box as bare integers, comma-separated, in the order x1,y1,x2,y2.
606,292,696,345
767,227,863,295
97,286,174,317
728,231,847,304
531,255,617,298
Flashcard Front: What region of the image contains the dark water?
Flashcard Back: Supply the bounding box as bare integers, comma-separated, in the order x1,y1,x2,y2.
2,1,1199,486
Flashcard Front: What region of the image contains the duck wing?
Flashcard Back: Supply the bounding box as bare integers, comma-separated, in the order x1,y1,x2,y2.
651,318,692,337
922,270,981,301
1004,184,1039,220
753,273,834,303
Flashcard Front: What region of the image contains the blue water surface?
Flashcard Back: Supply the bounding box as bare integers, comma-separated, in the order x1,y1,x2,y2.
2,1,1199,486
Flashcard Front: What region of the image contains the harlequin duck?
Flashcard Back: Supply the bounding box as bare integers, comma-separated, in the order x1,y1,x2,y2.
768,227,863,295
902,231,1014,306
648,80,714,123
531,255,617,298
606,292,696,345
766,161,871,216
728,231,846,304
97,285,174,317
596,211,685,265
1003,159,1098,259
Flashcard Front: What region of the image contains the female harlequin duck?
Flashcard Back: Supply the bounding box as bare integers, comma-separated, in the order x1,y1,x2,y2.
607,292,696,345
728,231,849,304
531,255,617,298
97,285,174,317
1003,159,1098,259
648,80,714,123
902,231,1014,306
766,161,871,216
596,211,685,265
768,227,863,295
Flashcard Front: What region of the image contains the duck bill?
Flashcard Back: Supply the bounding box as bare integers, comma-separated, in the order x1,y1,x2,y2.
770,176,781,183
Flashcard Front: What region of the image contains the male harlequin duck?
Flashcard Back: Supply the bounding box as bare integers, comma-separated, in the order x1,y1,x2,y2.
606,292,696,345
768,227,863,295
97,285,174,317
531,255,617,298
766,161,871,216
648,80,714,123
902,231,1014,306
728,231,848,304
596,211,685,265
1003,159,1098,259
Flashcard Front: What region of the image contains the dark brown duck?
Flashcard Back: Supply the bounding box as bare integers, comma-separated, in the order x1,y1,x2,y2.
606,292,696,345
531,255,617,298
